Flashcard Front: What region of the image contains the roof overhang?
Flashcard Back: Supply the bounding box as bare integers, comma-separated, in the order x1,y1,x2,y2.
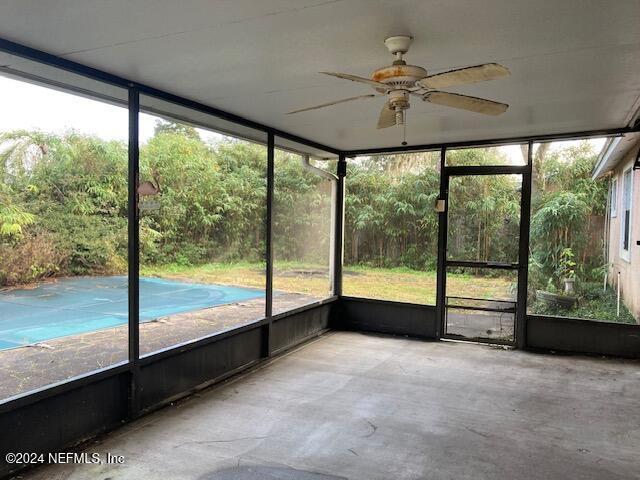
592,132,640,179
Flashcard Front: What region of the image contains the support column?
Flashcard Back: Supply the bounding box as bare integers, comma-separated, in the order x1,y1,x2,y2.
263,133,275,357
515,141,533,348
333,154,346,297
435,147,447,338
127,86,140,418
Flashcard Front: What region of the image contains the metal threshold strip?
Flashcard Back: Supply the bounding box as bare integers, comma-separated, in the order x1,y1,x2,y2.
445,260,520,270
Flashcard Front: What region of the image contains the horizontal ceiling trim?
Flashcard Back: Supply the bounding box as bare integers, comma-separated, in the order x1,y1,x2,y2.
344,126,640,157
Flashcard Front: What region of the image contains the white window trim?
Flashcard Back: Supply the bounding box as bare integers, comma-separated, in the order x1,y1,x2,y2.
620,164,633,262
610,177,617,218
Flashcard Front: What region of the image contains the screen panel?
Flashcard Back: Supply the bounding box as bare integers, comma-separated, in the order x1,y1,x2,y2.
0,59,128,399
344,151,440,304
527,138,637,324
272,138,335,314
447,174,522,264
138,94,268,356
446,144,527,166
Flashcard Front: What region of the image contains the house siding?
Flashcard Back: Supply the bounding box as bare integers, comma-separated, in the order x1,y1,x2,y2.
607,147,640,321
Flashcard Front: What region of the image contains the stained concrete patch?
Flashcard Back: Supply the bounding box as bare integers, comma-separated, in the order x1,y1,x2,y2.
201,465,347,479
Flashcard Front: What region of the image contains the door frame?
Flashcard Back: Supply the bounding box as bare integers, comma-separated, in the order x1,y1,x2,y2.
435,144,533,347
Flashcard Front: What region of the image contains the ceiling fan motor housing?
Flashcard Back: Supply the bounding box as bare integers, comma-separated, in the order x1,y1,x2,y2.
372,64,428,91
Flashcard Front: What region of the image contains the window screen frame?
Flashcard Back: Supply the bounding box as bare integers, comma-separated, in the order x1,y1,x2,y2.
610,177,618,217
620,166,633,261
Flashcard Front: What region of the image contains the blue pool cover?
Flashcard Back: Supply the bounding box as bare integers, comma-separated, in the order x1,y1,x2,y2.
0,276,264,350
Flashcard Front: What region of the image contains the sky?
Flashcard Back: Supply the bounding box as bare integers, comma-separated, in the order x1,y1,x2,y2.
0,74,606,158
0,75,222,144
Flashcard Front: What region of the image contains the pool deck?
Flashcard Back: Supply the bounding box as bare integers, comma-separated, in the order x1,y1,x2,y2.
0,293,319,399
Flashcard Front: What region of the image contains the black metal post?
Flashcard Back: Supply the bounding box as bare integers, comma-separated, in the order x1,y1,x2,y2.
263,133,274,357
334,155,347,296
127,86,140,417
265,133,274,317
515,141,533,348
435,147,448,338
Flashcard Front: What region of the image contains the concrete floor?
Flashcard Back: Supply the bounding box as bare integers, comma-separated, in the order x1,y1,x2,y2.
20,332,640,480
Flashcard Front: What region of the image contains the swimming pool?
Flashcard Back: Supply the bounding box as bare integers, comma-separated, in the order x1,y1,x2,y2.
0,276,264,350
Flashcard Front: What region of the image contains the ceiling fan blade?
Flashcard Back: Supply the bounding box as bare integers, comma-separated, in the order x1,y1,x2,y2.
287,94,376,114
321,72,390,91
377,102,397,129
418,63,510,90
424,91,508,115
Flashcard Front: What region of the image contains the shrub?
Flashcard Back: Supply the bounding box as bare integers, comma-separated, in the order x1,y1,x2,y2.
0,231,65,285
39,212,127,276
577,281,607,301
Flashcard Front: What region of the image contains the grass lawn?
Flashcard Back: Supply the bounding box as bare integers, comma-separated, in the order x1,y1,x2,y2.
141,262,516,305
142,262,637,324
142,261,331,297
343,265,515,304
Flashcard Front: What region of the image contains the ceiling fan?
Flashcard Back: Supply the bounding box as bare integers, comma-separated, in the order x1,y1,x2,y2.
287,35,510,141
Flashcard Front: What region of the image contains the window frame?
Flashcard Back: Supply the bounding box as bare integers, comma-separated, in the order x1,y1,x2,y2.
620,165,633,262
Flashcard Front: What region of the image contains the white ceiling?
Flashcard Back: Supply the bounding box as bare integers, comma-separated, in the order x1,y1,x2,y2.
1,0,640,151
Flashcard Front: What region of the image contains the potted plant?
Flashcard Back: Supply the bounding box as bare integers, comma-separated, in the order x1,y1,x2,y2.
558,248,576,295
535,249,578,309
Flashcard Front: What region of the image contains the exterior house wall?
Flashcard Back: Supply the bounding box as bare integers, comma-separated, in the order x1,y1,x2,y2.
607,147,640,321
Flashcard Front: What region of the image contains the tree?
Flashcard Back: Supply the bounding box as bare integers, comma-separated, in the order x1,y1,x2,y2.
154,120,201,140
529,141,606,288
0,123,608,293
0,130,58,180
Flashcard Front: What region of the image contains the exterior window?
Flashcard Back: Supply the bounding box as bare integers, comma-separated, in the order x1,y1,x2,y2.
621,168,633,260
610,178,617,217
